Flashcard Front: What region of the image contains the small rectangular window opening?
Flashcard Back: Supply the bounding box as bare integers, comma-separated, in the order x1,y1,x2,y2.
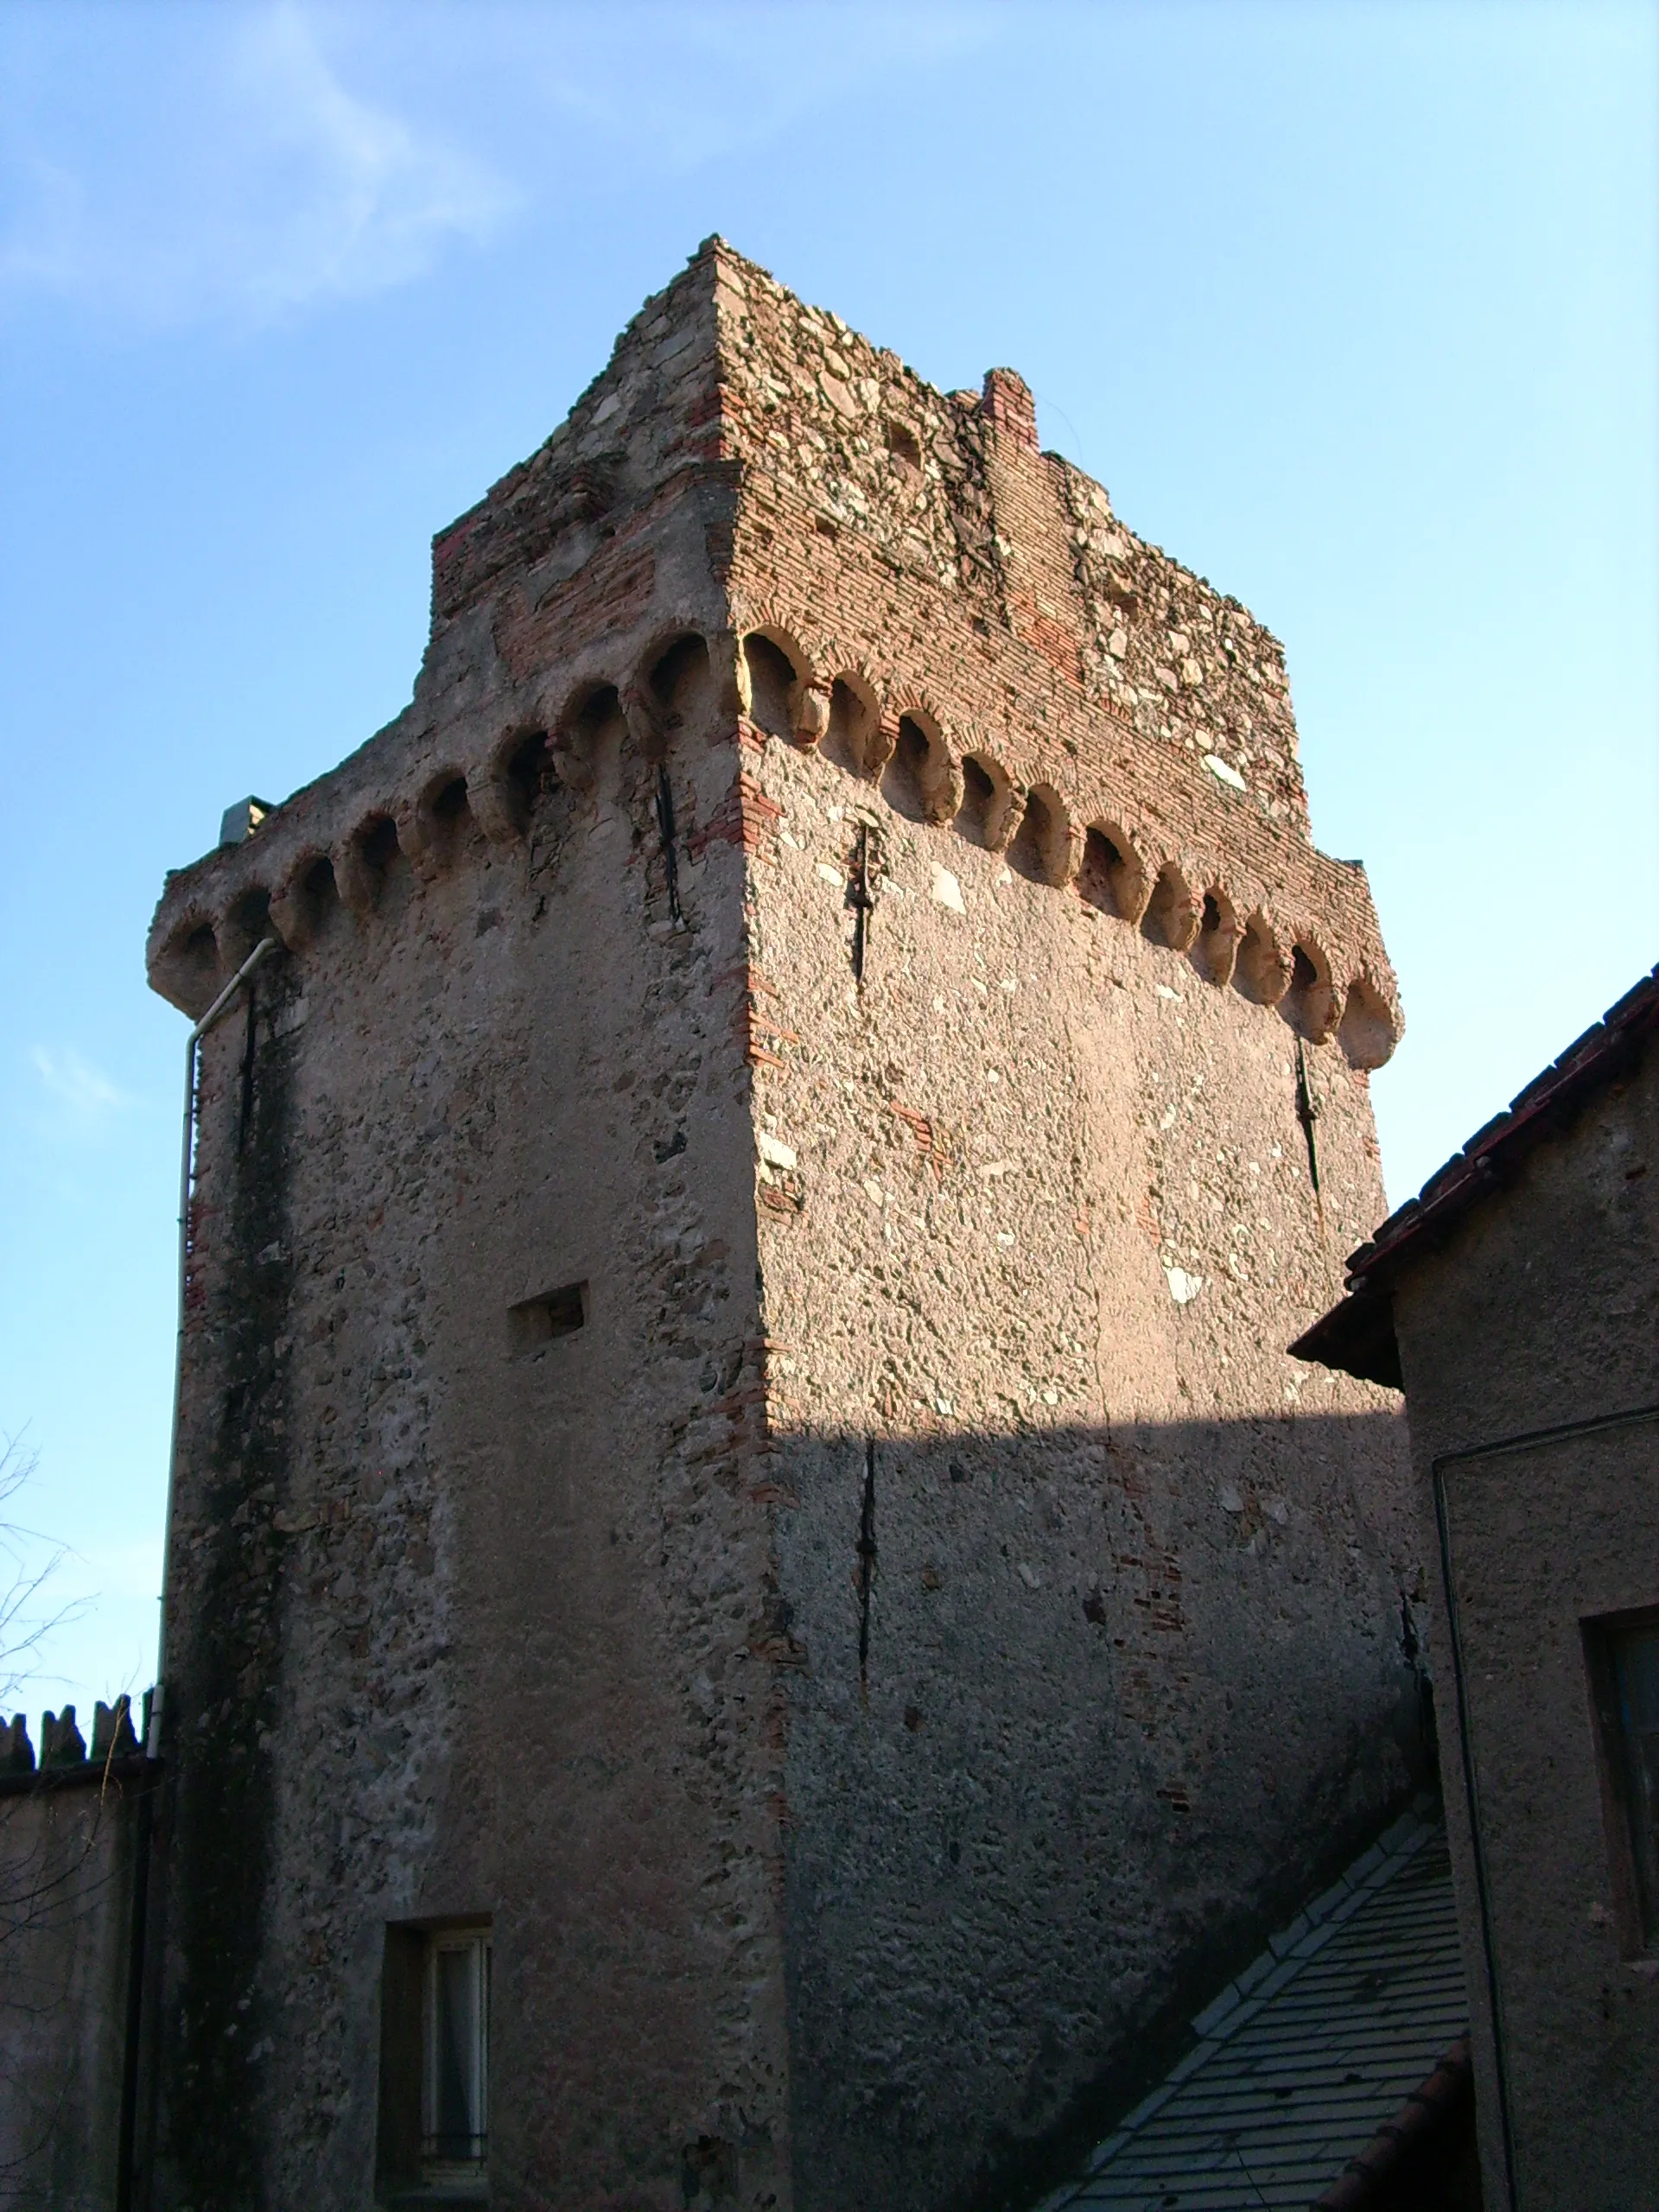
379,1919,492,2201
507,1281,586,1353
1585,1608,1659,1954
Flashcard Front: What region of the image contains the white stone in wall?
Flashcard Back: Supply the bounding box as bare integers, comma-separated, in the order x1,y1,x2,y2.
930,866,966,914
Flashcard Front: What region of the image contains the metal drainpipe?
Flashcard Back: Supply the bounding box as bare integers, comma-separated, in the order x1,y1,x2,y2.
117,933,281,2212
147,931,281,1757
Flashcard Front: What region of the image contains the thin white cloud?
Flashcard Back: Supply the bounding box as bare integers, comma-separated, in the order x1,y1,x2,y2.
0,3,517,327
29,1046,131,1126
448,1,1005,188
0,3,1007,330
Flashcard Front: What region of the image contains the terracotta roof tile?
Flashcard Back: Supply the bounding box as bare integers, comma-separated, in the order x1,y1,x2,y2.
1294,964,1658,1381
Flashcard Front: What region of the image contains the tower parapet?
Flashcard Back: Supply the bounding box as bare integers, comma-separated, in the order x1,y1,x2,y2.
150,242,1399,1073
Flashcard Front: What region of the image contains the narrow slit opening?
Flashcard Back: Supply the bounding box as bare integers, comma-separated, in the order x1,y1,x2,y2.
887,422,922,471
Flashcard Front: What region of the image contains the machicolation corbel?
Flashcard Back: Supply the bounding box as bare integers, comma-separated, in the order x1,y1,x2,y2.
1013,784,1081,889
143,595,1404,1067
1282,937,1339,1045
790,677,832,750
467,751,525,847
866,708,900,781
1191,887,1245,988
1079,823,1150,922
622,680,667,763
710,629,747,719
959,749,1020,853
1236,913,1293,1007
1142,861,1204,954
270,854,340,951
334,815,400,916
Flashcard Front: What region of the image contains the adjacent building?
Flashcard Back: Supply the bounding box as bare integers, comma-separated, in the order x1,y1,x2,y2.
1295,965,1659,2211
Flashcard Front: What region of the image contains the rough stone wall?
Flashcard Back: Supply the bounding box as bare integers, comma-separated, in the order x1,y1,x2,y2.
149,674,794,2205
1389,1039,1659,2212
142,238,1418,2212
145,250,802,2206
738,710,1417,2208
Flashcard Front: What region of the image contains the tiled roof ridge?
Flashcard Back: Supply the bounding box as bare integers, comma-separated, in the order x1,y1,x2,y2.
1041,1794,1441,2209
1339,963,1659,1294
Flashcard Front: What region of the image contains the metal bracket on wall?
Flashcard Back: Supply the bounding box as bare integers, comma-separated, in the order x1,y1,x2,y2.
1294,1036,1321,1199
857,1439,878,1700
849,823,874,985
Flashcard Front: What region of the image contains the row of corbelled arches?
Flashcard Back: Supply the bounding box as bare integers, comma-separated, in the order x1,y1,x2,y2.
731,618,1400,1071
150,619,1401,1071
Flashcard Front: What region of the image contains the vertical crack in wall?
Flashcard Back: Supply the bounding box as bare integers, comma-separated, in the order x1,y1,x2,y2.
1294,1038,1322,1204
856,1439,878,1702
655,761,683,928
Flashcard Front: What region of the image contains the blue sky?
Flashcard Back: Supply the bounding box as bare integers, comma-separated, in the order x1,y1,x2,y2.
2,1,1654,1715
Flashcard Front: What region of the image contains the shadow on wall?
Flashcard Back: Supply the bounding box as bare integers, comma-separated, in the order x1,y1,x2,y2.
761,1407,1430,2212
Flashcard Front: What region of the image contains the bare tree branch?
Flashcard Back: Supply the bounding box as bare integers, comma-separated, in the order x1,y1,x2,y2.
0,1433,86,1712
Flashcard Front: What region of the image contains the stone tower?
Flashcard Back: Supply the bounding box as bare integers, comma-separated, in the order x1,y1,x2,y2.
142,241,1419,2212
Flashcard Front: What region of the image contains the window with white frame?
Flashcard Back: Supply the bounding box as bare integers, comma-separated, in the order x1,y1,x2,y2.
378,1918,492,2199
423,1929,491,2176
1587,1611,1659,1954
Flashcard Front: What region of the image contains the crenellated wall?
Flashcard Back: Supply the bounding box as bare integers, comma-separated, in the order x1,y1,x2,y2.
138,239,1425,2212
0,1695,151,2212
